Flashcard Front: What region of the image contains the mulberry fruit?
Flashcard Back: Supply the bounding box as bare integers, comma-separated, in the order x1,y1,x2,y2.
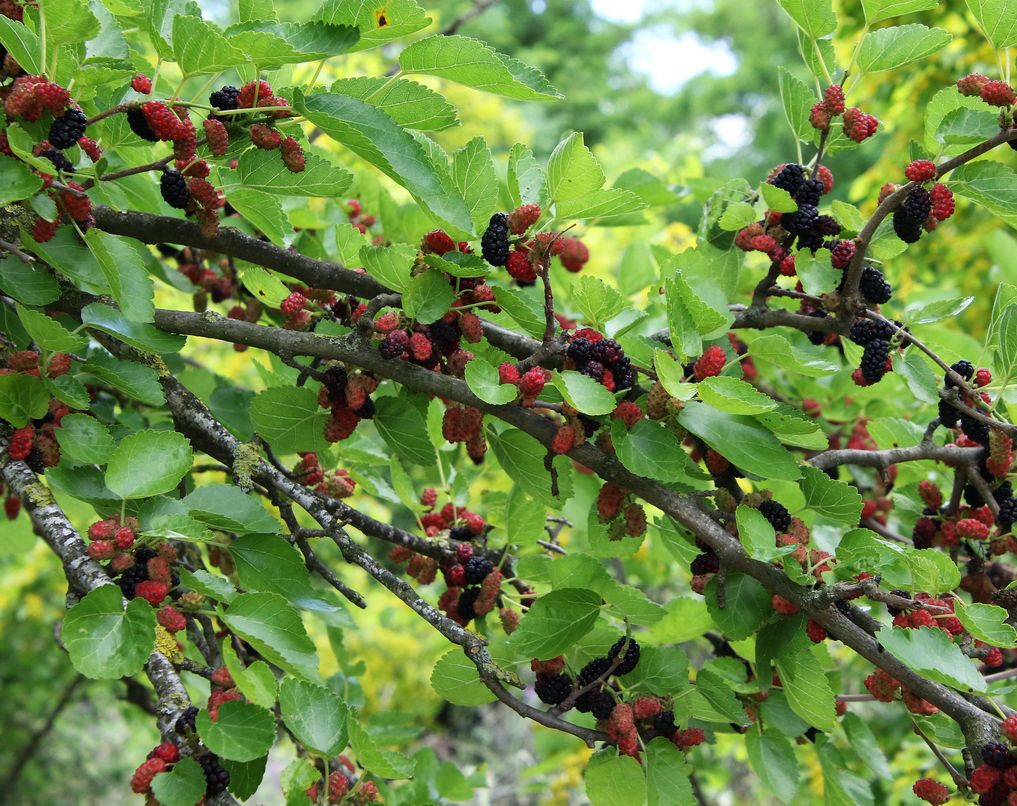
759,499,791,532
481,212,509,266
209,85,240,112
905,160,936,182
607,636,640,674
860,339,890,383
160,168,189,209
535,673,572,705
48,107,87,149
770,163,806,196
859,266,892,304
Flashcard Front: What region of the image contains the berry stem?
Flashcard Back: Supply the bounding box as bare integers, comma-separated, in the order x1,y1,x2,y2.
305,58,327,91
189,72,224,107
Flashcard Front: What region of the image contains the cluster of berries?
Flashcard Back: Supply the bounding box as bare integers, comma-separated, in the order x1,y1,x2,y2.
2,350,71,469
887,173,955,244
594,482,648,540
344,199,378,234
960,722,1017,806
846,318,906,385
738,162,838,256
809,84,879,143
316,365,378,444
564,328,636,392
441,405,487,461
913,468,1017,554
306,762,379,804
478,205,590,284
86,517,181,607
937,359,1002,448
957,73,1017,109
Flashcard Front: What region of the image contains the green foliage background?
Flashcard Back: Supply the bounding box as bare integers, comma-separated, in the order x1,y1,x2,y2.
3,0,1017,804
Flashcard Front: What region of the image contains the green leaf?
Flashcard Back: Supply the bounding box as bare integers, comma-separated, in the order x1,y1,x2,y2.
737,505,795,562
279,678,348,756
43,0,100,47
831,200,868,233
220,592,320,681
857,24,951,73
0,15,41,74
612,420,700,484
746,730,800,803
892,351,940,404
15,305,86,352
903,296,974,324
749,333,838,376
697,376,777,415
430,649,497,706
862,0,939,25
62,585,156,679
954,602,1017,648
313,0,430,52
423,250,490,279
225,21,359,68
348,720,416,778
652,350,697,400
226,189,287,244
507,143,548,209
795,248,841,297
465,359,517,405
250,386,332,454
878,626,986,691
777,67,815,143
179,568,238,604
488,426,572,509
997,305,1017,378
679,402,802,481
697,664,751,723
331,76,458,131
0,260,60,306
231,533,341,613
936,106,1000,145
842,711,892,779
717,201,757,232
645,738,696,806
493,286,546,339
546,133,645,219
509,588,602,659
54,414,116,464
150,757,207,806
172,14,247,74
183,485,280,535
293,90,473,233
106,430,193,500
965,0,1017,48
621,646,689,695
759,183,798,213
402,269,455,323
81,303,185,352
452,136,499,232
799,465,862,524
236,148,353,197
222,757,268,802
572,274,626,329
399,34,561,101
950,161,1017,231
80,353,164,406
0,158,42,204
223,643,277,709
551,370,617,416
360,243,414,292
44,374,89,411
705,572,772,640
196,701,276,762
665,272,730,349
0,371,51,427
775,0,836,38
775,648,837,731
584,749,646,806
373,395,435,466
85,229,158,323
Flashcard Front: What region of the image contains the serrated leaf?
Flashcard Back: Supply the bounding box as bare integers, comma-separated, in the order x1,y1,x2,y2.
737,505,796,562
183,485,279,535
487,426,573,508
331,76,457,131
452,136,498,231
862,0,939,25
949,161,1017,232
172,14,247,74
718,201,757,232
223,643,276,709
571,275,627,329
760,183,798,213
250,386,332,454
493,286,547,339
196,701,276,762
80,353,164,406
0,259,60,306
43,0,100,47
755,404,827,450
775,648,837,731
402,268,455,323
799,465,863,524
0,371,51,427
954,602,1017,648
749,333,838,376
81,303,185,352
509,588,602,659
679,402,803,480
777,67,816,142
150,757,206,806
965,0,1017,48
796,248,840,297
507,143,547,209
225,21,358,68
775,0,836,38
746,730,800,803
877,626,986,691
430,649,497,706
235,148,353,197
313,0,430,52
705,572,772,640
620,646,688,695
220,592,320,681
423,251,490,278
226,189,287,244
645,738,695,806
892,351,940,404
231,533,341,613
612,420,701,483
399,34,561,101
697,376,777,415
348,720,416,778
15,305,86,352
551,370,617,416
465,359,517,405
84,230,155,324
373,395,435,465
293,89,473,233
62,585,155,679
359,243,414,292
857,25,951,73
0,157,42,204
924,86,987,155
0,15,41,74
106,430,193,500
240,267,291,309
54,414,115,464
179,568,238,603
584,749,646,806
903,296,974,324
652,349,697,400
279,678,348,756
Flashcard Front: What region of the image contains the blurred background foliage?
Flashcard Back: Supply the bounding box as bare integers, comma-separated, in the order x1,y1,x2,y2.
5,0,1017,804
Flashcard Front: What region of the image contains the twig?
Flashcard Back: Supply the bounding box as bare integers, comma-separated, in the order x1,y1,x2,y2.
0,238,36,265
913,719,968,788
441,0,500,35
294,535,367,609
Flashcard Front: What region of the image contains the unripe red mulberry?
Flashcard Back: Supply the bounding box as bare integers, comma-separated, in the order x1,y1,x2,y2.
280,136,305,172
158,606,187,633
905,159,936,182
505,250,537,283
551,424,574,455
236,79,273,109
559,237,589,272
131,74,152,94
8,425,34,460
249,123,281,150
141,101,182,140
422,229,455,255
507,203,540,234
912,778,949,805
519,367,548,397
203,118,229,157
131,758,166,794
693,346,726,381
981,80,1016,107
957,73,990,96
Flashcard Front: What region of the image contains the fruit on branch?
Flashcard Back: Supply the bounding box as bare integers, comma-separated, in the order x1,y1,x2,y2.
980,80,1017,107
559,236,589,272
481,212,510,266
47,106,87,149
842,106,879,143
905,159,937,182
131,73,151,94
859,266,892,304
693,346,726,381
280,136,305,172
758,499,791,532
159,168,189,209
507,203,541,234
